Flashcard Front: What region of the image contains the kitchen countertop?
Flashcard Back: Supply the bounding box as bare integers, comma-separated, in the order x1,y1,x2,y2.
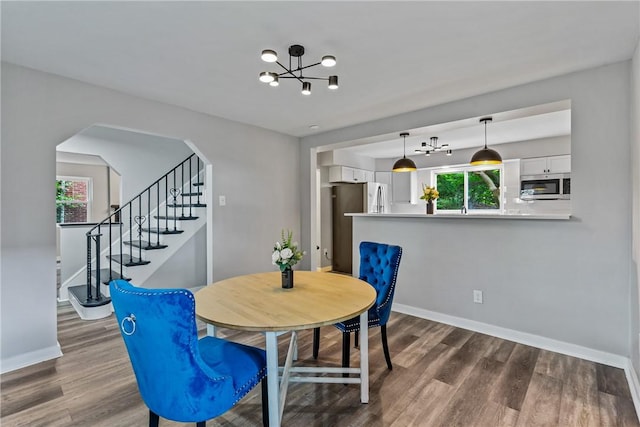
346,213,571,220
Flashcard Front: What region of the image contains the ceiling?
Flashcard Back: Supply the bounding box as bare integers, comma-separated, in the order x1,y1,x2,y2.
2,1,638,141
334,102,572,158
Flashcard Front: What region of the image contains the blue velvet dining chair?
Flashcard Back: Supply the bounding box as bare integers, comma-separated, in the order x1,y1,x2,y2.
109,279,268,427
313,241,403,371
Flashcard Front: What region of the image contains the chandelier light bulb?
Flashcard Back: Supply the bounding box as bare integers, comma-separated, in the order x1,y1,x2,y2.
259,72,274,83
261,49,278,63
328,75,339,90
321,55,337,67
269,74,279,87
302,82,312,95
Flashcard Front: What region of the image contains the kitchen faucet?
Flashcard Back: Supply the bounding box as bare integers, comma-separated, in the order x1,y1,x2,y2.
461,205,467,214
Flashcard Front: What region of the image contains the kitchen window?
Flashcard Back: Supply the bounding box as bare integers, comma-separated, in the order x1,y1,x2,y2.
56,176,91,223
433,165,502,213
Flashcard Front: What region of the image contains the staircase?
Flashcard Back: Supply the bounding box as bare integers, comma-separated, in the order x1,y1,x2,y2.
60,154,207,320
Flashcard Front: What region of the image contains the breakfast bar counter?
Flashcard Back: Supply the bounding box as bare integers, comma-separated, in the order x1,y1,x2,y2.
347,212,571,220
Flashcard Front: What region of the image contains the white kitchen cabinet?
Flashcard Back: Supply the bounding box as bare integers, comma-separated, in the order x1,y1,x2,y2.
375,171,392,186
548,155,571,173
353,168,366,183
365,170,375,183
329,166,374,183
521,155,570,175
392,171,417,204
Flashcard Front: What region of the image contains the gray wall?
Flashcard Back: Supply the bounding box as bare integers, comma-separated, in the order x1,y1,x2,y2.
631,41,640,372
146,227,207,289
0,63,299,370
58,126,193,202
302,61,633,357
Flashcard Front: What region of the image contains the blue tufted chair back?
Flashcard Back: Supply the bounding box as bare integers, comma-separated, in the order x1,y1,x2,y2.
358,241,402,326
110,279,237,422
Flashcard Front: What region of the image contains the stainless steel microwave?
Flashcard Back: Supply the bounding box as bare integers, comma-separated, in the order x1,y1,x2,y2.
520,173,570,200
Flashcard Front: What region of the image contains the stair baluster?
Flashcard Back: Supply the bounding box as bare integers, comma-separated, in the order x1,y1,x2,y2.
197,157,202,206
129,203,134,264
188,157,193,218
181,162,185,219
156,182,161,244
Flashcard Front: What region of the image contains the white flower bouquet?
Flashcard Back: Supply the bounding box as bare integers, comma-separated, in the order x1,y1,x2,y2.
272,229,305,272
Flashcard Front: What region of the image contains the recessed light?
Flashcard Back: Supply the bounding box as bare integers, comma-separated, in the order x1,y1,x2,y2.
309,125,320,130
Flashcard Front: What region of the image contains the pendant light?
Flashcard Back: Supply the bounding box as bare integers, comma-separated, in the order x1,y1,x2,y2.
392,132,417,172
470,117,502,165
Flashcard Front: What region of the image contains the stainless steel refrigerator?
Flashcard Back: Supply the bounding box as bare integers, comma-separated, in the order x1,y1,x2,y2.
331,182,389,274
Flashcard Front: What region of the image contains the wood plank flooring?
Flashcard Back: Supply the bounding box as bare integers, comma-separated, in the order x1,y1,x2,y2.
1,303,638,426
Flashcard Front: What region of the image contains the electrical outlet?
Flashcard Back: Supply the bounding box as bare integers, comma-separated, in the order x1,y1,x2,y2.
219,195,226,206
473,290,483,304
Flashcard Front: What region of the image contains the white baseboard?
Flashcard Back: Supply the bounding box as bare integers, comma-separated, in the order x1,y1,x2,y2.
625,360,640,423
393,303,640,420
392,303,628,368
69,293,112,320
1,343,63,374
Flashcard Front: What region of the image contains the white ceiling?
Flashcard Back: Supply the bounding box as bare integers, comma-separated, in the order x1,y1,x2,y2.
335,102,572,158
2,1,638,141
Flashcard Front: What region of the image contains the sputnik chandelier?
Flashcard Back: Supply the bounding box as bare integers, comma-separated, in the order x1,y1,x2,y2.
414,136,452,156
259,44,338,95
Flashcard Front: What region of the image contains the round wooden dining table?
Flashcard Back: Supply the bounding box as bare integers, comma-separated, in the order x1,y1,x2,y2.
195,271,376,427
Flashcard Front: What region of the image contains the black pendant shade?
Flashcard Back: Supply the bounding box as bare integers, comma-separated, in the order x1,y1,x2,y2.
470,147,502,165
392,132,417,172
392,157,418,172
470,117,502,166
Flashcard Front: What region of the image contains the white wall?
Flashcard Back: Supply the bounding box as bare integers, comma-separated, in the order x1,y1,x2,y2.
0,63,300,372
302,61,632,358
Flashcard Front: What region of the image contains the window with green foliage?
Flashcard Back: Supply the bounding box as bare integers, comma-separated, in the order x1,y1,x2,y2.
434,167,501,212
56,177,90,223
436,172,464,210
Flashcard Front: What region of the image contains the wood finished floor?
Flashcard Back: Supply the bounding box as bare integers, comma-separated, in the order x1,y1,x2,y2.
1,303,638,427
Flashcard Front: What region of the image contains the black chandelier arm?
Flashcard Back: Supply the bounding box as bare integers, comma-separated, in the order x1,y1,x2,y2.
275,61,305,83
260,45,337,92
291,62,323,72
274,61,324,77
277,76,329,81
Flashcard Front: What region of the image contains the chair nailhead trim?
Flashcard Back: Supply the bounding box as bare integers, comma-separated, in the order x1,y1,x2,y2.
113,281,228,382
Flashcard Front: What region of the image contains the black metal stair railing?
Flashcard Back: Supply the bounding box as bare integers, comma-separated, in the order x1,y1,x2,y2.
77,154,204,307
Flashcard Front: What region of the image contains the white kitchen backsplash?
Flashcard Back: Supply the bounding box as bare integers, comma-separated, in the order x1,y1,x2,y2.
390,202,423,214
512,198,571,215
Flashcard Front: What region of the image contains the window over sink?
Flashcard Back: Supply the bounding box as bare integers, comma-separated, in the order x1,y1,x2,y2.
433,165,502,213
